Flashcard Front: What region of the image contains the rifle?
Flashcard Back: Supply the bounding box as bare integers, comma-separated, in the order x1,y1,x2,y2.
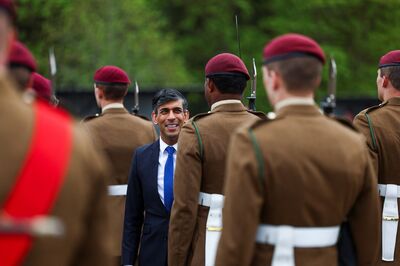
48,47,60,106
235,15,257,111
247,58,257,111
321,57,337,116
320,57,357,266
235,15,242,59
132,81,139,115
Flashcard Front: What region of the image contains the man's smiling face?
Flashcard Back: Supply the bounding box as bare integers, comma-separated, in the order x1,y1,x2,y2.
152,99,188,145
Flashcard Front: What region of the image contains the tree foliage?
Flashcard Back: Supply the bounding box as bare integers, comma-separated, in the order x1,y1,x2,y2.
16,0,400,113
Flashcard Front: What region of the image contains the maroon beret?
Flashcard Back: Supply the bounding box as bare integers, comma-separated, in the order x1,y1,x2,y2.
8,41,37,72
0,0,16,21
32,73,52,101
205,53,250,80
378,50,400,68
94,65,131,85
263,33,325,65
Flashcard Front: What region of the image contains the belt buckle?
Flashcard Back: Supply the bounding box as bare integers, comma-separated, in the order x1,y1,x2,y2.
383,216,399,221
207,226,222,232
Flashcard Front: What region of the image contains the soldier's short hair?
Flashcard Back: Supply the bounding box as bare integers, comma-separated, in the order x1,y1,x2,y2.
152,88,188,114
96,83,128,100
380,66,400,90
267,57,323,92
209,75,248,95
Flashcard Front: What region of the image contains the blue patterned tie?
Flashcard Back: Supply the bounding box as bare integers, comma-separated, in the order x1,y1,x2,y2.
164,146,175,212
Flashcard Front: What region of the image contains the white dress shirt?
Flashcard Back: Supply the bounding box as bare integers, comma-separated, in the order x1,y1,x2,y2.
157,138,178,205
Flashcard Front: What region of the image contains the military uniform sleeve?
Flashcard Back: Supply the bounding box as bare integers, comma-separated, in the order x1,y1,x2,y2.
73,130,113,266
151,124,158,141
168,122,202,266
122,151,144,265
347,145,380,265
215,127,263,266
353,113,379,174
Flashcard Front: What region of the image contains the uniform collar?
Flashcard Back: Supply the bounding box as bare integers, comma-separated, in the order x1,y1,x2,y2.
274,97,315,112
387,96,400,106
210,99,242,111
159,137,178,153
102,102,124,113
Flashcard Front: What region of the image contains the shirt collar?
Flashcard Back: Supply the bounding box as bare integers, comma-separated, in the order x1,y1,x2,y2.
102,103,124,113
274,97,315,112
159,137,178,153
211,99,242,111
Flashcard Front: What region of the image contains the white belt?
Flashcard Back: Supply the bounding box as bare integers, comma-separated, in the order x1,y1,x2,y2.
198,192,225,266
256,224,340,266
108,184,128,196
378,184,400,261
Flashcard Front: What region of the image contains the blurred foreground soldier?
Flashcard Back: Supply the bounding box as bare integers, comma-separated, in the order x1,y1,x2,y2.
31,72,52,103
168,53,264,266
122,89,189,266
8,40,36,91
0,1,112,265
83,65,157,265
215,33,380,266
354,50,400,264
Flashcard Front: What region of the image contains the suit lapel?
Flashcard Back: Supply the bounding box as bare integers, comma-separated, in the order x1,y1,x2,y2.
148,140,169,216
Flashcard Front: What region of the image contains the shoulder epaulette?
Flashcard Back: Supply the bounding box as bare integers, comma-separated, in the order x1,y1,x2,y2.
365,101,388,114
246,109,267,119
82,113,100,123
131,113,150,121
191,111,213,122
363,102,387,151
249,116,277,130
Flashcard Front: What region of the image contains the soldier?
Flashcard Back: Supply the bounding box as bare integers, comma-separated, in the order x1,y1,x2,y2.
168,53,264,266
0,1,112,265
215,33,380,265
7,40,37,91
353,50,400,264
83,65,157,265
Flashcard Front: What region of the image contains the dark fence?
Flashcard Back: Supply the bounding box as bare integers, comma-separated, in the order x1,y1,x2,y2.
57,90,379,121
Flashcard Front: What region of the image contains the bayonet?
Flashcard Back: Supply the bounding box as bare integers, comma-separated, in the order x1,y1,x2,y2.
49,47,59,106
132,81,139,115
321,57,337,116
235,15,242,59
247,58,257,111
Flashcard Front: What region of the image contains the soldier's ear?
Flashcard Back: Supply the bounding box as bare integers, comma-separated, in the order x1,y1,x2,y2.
269,70,281,91
383,76,389,88
95,85,104,99
207,78,216,92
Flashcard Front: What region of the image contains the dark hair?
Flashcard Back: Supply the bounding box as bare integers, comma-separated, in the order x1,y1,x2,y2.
152,88,188,113
208,74,247,94
96,83,128,100
266,57,323,92
380,66,400,90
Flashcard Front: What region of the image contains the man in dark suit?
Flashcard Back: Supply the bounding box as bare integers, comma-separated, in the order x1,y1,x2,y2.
122,89,189,266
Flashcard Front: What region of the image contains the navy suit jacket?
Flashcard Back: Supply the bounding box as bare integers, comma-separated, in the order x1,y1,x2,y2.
122,140,170,266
